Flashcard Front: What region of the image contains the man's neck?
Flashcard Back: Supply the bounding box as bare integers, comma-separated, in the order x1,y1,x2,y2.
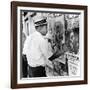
36,30,45,36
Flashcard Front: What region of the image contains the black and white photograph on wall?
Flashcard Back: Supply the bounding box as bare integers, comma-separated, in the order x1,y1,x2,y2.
21,11,80,78
16,6,86,84
11,2,87,88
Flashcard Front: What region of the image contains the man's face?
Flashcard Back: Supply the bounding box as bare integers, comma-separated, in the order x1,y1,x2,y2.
40,25,47,36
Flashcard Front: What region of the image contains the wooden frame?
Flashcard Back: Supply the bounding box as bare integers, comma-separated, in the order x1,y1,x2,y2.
11,1,88,89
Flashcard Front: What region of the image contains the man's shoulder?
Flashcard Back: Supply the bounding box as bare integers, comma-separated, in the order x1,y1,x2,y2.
31,31,40,37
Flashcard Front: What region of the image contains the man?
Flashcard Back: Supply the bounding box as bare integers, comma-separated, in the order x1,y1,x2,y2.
24,16,53,77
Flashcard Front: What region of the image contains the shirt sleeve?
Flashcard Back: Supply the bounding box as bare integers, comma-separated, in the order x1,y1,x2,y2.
39,39,52,60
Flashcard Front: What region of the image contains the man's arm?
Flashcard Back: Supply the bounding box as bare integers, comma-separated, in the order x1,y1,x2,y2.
39,39,51,59
39,39,53,68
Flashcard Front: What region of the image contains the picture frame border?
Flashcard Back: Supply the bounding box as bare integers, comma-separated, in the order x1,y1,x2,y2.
11,1,88,89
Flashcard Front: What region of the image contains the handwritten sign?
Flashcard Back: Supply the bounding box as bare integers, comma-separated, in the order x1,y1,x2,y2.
66,52,80,76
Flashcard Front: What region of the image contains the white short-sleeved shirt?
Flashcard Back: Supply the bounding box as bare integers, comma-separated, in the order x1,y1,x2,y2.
23,31,52,67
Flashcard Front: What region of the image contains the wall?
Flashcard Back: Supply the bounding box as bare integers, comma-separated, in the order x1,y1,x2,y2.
0,0,89,90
